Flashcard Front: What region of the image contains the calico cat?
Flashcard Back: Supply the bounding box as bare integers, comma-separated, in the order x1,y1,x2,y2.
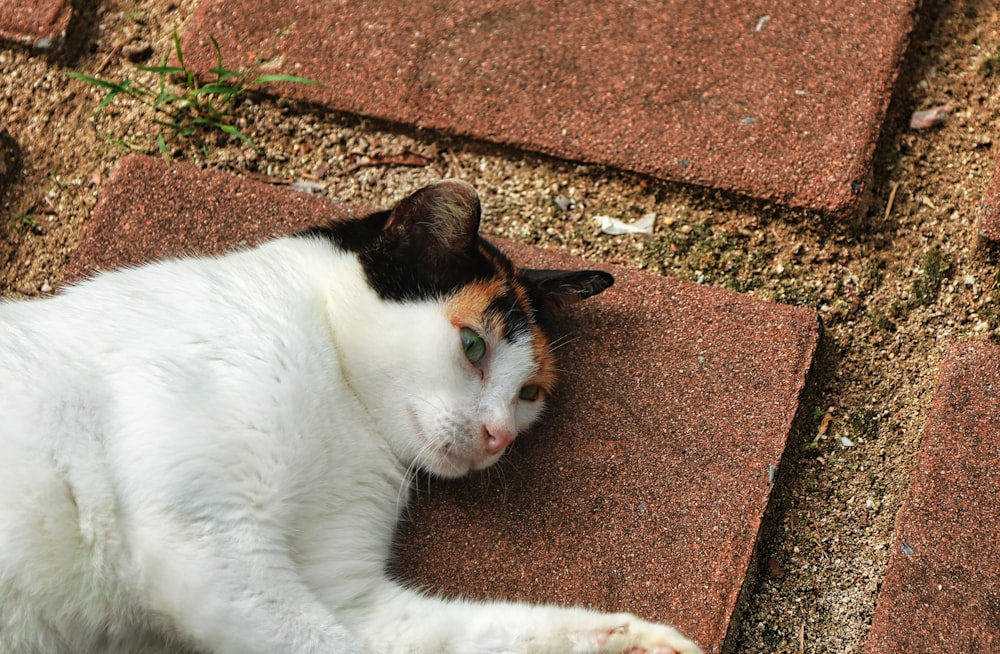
0,180,701,654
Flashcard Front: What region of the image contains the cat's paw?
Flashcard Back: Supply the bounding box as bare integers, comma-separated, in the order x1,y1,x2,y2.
587,614,702,654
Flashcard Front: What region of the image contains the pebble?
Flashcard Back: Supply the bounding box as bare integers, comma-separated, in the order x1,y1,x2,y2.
554,195,573,212
123,42,154,63
909,104,952,130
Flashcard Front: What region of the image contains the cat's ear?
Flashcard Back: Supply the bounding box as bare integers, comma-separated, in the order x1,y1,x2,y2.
384,180,481,263
522,269,614,313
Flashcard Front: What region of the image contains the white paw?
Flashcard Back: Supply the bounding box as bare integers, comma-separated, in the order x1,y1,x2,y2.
588,614,702,654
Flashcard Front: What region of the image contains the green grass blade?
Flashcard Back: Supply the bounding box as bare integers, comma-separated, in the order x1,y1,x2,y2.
215,122,254,146
209,67,243,83
250,74,323,87
96,90,122,111
210,36,225,80
136,64,187,75
192,83,242,98
66,71,131,93
153,91,189,110
172,30,185,69
171,30,199,91
152,118,183,132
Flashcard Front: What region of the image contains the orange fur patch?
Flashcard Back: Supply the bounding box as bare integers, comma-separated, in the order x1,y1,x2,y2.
447,279,507,334
445,277,557,395
529,325,557,396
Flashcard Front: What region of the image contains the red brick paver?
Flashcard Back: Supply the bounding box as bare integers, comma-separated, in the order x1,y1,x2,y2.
981,153,1000,242
0,0,72,51
71,154,820,651
866,341,1000,653
180,0,916,217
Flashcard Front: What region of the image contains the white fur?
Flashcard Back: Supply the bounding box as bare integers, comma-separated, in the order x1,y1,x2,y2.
0,237,700,654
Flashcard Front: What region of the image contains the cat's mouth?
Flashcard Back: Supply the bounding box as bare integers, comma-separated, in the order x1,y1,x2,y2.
437,442,505,477
435,444,478,477
405,405,479,478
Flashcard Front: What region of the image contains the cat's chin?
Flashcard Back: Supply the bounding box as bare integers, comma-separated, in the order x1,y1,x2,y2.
424,448,502,479
406,405,487,478
425,450,476,479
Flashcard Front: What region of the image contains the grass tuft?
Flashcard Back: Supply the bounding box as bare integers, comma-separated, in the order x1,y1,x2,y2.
67,31,321,154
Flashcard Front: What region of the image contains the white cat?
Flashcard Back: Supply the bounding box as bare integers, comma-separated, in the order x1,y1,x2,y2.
0,180,701,654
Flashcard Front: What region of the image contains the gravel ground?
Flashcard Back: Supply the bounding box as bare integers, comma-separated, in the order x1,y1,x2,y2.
2,0,999,651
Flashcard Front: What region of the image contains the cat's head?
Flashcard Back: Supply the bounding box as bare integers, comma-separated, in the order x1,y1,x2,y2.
314,180,612,478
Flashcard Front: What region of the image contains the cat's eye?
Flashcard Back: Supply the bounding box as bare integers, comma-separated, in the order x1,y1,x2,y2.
519,385,541,402
460,327,486,364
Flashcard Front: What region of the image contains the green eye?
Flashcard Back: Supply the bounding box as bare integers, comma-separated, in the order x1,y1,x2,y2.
460,327,486,364
519,385,541,402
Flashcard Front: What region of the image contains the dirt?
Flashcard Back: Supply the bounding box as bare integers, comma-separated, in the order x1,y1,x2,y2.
2,0,999,652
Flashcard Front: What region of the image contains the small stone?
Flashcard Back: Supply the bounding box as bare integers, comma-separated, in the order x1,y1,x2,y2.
123,42,154,63
554,195,573,212
909,104,952,130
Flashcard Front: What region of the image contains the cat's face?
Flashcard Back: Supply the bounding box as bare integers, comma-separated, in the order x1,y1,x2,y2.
403,252,559,477
313,180,612,478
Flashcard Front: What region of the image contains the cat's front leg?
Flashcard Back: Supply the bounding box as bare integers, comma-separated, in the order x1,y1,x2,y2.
572,612,701,654
131,518,363,654
347,583,702,654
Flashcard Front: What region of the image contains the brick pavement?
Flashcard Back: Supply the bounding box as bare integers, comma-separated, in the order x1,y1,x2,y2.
0,0,72,50
180,0,917,217
6,0,1000,648
70,154,821,651
865,340,1000,653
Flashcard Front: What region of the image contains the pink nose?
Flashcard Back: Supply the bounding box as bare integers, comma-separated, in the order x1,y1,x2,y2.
482,425,515,455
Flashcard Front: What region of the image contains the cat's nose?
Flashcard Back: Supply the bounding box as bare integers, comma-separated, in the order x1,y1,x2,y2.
482,424,515,455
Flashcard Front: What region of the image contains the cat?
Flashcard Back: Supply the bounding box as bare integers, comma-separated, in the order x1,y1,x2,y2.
0,179,701,654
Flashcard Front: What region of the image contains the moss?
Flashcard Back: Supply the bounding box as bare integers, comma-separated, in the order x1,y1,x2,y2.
859,257,885,297
644,220,830,309
871,309,898,332
911,247,950,307
980,48,1000,77
771,283,822,307
983,269,1000,329
849,408,880,441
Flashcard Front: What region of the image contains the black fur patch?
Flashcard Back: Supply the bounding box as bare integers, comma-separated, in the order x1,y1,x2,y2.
486,290,533,343
298,215,520,308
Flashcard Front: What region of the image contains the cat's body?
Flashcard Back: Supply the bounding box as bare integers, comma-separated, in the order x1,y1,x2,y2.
0,181,700,654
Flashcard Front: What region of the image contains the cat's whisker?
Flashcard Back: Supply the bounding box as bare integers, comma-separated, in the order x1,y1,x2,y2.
488,457,512,504
396,456,424,521
547,331,582,353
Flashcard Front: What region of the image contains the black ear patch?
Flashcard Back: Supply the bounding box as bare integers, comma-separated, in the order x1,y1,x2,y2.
522,269,615,314
300,180,615,308
301,179,495,301
385,180,482,267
